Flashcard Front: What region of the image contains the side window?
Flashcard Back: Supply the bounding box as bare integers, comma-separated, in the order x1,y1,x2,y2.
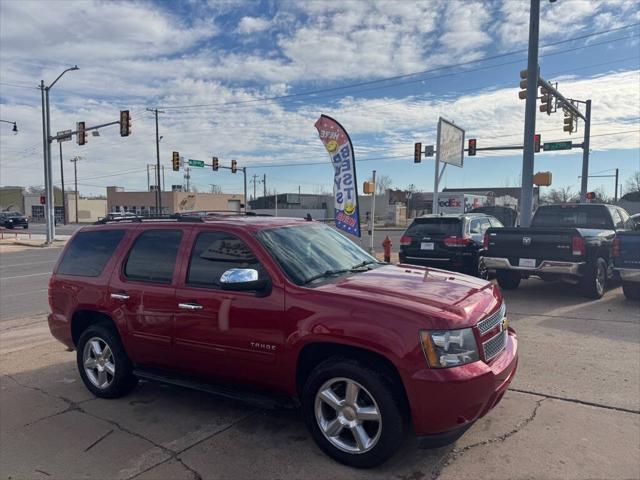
489,217,504,228
479,218,492,234
608,207,624,229
187,231,262,288
469,219,481,234
124,230,183,284
617,208,630,228
58,230,125,277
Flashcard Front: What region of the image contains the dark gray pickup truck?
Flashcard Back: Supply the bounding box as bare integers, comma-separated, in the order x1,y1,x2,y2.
483,204,632,299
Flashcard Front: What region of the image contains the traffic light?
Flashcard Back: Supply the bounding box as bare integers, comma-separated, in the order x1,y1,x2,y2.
534,134,541,153
468,138,477,156
120,110,131,137
539,87,552,115
231,159,237,173
76,122,88,146
212,156,219,171
172,151,180,171
563,112,574,133
518,69,528,100
414,142,422,163
363,181,375,194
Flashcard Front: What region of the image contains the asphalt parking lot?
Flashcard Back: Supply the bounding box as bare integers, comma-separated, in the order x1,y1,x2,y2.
0,245,639,479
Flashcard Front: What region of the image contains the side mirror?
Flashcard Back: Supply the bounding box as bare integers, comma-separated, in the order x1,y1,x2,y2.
220,268,269,293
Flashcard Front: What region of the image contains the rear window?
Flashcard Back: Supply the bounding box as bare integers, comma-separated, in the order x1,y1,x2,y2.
57,230,125,277
405,218,461,237
531,206,614,229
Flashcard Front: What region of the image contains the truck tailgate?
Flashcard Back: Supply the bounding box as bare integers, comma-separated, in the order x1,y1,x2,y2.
486,227,579,263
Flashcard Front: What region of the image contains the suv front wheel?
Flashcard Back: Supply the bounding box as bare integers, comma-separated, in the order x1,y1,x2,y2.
301,358,406,468
77,324,138,398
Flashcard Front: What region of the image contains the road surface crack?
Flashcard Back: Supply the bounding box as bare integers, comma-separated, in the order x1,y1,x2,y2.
509,387,639,414
431,397,546,479
175,457,203,480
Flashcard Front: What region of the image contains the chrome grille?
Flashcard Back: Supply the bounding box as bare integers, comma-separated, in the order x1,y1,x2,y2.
477,303,506,335
483,331,507,361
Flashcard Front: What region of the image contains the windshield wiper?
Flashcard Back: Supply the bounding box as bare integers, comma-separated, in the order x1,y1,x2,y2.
350,259,384,270
302,269,352,285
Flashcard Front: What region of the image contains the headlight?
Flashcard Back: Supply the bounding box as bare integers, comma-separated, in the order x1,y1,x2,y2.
420,328,479,368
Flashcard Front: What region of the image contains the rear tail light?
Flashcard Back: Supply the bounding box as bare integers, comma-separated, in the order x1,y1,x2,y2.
444,236,473,247
571,236,585,256
483,232,489,249
612,237,621,258
400,235,412,246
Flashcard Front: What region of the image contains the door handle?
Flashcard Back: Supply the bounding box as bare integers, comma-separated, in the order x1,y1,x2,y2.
110,292,130,301
178,302,203,311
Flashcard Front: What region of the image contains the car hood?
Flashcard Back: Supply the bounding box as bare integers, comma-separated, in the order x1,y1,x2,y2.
317,264,501,330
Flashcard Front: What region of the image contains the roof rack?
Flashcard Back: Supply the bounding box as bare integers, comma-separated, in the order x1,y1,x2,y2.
183,210,273,217
94,213,204,225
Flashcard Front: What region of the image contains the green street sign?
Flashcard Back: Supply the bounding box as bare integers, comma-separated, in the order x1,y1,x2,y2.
188,159,205,167
543,141,572,151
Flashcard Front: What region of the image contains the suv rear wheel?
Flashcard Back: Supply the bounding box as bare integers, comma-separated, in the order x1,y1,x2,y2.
622,282,640,300
301,357,406,468
77,324,138,398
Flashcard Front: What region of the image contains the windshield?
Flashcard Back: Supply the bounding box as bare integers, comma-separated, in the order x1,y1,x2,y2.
256,224,379,285
531,206,614,229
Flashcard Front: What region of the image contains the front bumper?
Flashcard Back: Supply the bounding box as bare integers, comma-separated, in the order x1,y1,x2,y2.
616,268,640,283
406,331,518,439
483,257,584,275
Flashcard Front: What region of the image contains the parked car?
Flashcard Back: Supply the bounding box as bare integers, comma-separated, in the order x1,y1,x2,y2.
470,206,518,227
613,230,640,300
48,215,517,468
630,213,640,229
0,211,28,229
483,204,632,299
399,213,504,278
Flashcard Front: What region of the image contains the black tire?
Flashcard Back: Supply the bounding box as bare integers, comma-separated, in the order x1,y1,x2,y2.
476,257,489,280
496,270,521,290
76,323,138,398
6,224,14,229
579,257,608,299
301,357,407,468
622,281,640,300
22,225,28,229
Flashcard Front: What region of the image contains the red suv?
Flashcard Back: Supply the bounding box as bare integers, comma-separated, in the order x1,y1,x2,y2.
48,214,518,468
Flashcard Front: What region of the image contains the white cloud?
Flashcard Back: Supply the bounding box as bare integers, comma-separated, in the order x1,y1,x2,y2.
236,16,271,34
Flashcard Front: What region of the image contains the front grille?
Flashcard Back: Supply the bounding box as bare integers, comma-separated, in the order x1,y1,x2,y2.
483,331,507,361
477,303,506,335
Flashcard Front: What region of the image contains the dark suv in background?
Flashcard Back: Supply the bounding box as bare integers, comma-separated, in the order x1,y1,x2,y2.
0,211,28,229
399,213,503,278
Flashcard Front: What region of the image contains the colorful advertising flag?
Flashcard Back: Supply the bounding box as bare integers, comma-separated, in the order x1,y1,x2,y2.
314,115,361,237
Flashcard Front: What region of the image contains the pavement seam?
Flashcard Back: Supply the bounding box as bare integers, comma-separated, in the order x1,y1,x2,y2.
509,311,639,324
509,387,640,414
126,409,262,480
430,397,547,480
175,457,203,480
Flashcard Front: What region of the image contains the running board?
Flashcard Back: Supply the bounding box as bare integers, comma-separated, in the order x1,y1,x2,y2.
132,368,298,410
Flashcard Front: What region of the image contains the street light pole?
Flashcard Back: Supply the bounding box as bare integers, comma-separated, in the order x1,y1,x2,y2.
70,156,81,223
40,65,78,243
579,99,592,203
146,108,164,214
519,0,540,227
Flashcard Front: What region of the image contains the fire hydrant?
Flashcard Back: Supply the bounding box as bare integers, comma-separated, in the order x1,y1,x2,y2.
382,236,392,263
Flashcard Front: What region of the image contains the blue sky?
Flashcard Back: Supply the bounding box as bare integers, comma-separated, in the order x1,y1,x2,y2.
0,0,638,199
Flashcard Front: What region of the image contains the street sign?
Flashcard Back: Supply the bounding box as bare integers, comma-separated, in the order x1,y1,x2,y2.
188,159,205,167
56,130,72,143
424,145,434,157
543,141,572,151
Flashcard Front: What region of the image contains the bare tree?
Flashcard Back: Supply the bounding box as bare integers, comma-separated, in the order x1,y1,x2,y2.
624,171,640,194
542,186,578,204
368,174,393,194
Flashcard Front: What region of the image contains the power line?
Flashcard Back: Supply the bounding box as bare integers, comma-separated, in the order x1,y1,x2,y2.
157,22,640,111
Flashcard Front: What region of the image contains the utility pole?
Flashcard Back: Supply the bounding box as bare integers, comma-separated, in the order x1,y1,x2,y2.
520,0,540,227
242,167,248,212
615,168,619,202
263,174,267,203
250,174,259,200
146,108,164,214
59,142,66,224
370,170,376,254
579,99,592,203
70,156,81,223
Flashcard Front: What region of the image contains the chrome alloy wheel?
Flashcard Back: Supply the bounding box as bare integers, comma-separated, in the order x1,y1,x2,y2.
83,337,115,389
596,262,606,296
314,377,382,454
